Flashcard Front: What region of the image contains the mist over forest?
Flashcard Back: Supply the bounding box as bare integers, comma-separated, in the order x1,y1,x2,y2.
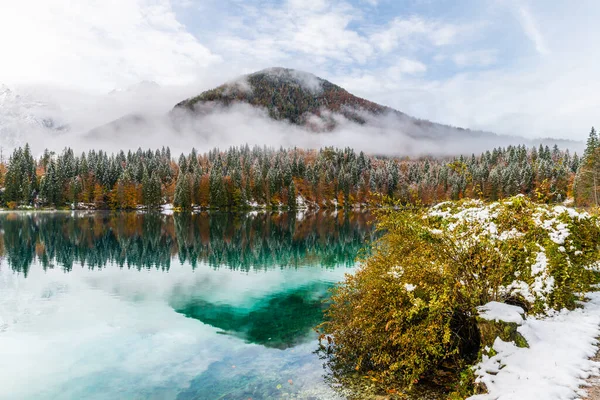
0,68,584,158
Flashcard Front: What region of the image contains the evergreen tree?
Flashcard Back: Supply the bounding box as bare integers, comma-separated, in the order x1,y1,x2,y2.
4,146,37,205
584,127,599,159
174,172,192,209
209,157,226,208
0,142,587,210
575,127,600,206
142,167,151,208
288,181,297,210
149,171,162,208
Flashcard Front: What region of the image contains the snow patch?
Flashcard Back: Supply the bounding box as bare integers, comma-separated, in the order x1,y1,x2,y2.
477,301,525,325
470,292,600,400
404,283,416,292
296,194,308,210
161,203,174,215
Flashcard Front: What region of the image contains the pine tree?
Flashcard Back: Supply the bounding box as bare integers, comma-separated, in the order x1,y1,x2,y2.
584,127,598,159
571,153,580,173
0,142,589,210
288,181,297,210
283,163,293,187
575,127,600,206
142,167,151,208
191,171,201,206
209,157,226,208
4,146,37,205
174,172,192,210
47,160,60,206
149,171,162,208
68,178,82,206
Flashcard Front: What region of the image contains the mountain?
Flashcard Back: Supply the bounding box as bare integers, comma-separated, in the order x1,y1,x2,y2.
172,68,485,138
174,67,393,128
88,68,583,155
0,84,68,151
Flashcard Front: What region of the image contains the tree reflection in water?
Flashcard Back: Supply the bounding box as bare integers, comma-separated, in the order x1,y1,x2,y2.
0,211,376,276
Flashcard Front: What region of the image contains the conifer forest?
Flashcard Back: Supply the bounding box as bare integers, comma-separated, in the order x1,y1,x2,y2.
2,128,600,211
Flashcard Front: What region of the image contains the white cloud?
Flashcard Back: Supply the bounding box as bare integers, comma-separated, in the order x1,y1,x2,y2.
1,0,599,146
453,50,498,67
516,5,549,55
0,0,220,92
393,58,428,74
211,2,467,74
329,2,600,141
370,16,462,53
342,59,600,141
213,0,375,66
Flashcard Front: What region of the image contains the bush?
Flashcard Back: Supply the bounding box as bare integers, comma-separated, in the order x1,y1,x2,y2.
321,196,600,396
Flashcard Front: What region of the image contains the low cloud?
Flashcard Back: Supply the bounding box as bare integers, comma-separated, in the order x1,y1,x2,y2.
263,68,325,93
36,95,581,158
0,76,584,159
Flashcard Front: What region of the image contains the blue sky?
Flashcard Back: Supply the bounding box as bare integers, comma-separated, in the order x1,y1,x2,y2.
1,0,599,140
172,0,528,79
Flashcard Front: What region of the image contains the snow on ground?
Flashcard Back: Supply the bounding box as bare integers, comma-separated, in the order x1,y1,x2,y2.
161,203,174,215
470,292,600,400
296,194,307,210
477,302,525,325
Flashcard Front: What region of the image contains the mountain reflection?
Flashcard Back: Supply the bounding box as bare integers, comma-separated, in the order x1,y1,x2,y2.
0,211,375,355
0,211,375,276
173,281,332,349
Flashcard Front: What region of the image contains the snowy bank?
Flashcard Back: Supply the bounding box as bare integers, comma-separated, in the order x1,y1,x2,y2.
426,196,600,313
322,196,600,399
477,302,525,326
470,293,600,400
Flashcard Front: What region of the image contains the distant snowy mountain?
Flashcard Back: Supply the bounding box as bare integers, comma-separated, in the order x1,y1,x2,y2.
0,84,68,151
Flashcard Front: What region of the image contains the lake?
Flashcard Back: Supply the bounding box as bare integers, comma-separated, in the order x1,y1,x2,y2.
0,211,376,400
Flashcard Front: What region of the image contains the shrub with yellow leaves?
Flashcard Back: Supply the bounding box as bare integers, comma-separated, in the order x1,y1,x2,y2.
321,196,600,397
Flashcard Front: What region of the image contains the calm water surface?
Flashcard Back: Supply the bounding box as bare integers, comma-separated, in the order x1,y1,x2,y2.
0,211,376,400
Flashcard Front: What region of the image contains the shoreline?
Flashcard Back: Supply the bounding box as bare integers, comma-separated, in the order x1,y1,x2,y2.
581,342,600,399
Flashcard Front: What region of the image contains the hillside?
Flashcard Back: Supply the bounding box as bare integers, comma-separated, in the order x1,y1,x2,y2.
174,67,478,138
85,68,583,155
174,67,394,128
172,68,579,148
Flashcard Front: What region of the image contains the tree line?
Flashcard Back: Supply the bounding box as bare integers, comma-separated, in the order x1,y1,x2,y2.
1,132,599,210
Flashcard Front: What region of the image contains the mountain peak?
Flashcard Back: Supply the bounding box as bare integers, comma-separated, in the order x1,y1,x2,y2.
174,67,388,126
248,67,325,93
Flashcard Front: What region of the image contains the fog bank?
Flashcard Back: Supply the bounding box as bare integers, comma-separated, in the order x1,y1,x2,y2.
0,83,584,158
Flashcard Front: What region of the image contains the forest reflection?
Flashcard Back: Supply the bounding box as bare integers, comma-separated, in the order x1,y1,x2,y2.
0,211,376,276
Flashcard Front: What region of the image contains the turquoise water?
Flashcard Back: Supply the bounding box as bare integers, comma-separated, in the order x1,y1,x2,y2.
0,211,375,400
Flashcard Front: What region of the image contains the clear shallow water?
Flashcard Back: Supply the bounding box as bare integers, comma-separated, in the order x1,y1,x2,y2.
0,211,375,400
